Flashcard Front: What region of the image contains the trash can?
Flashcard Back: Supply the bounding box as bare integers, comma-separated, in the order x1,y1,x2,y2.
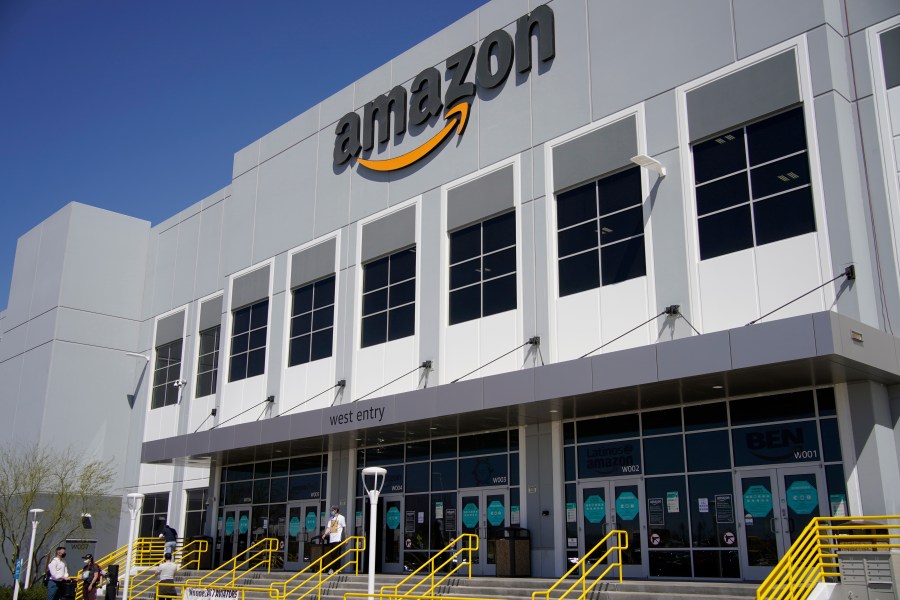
308,539,325,565
496,527,531,577
187,536,214,570
58,580,78,600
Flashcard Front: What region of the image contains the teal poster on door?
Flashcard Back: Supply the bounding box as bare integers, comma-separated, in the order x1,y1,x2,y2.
225,516,235,535
615,492,639,521
386,506,401,529
584,495,605,524
289,517,301,537
786,481,818,515
743,485,773,518
238,514,249,534
487,500,505,526
462,503,479,528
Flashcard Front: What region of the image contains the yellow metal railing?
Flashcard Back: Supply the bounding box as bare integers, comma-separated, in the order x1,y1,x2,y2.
379,533,478,600
268,536,365,600
125,540,210,600
532,530,628,600
184,537,279,590
756,516,900,600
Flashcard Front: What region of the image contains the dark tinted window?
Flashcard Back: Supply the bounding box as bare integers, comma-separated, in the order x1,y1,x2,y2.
577,413,640,443
361,249,416,347
816,387,836,416
557,183,597,229
684,402,727,431
229,299,268,382
698,205,753,260
730,390,815,425
643,435,685,474
753,188,816,246
196,325,220,398
686,430,731,471
693,129,746,183
449,213,516,325
642,409,682,436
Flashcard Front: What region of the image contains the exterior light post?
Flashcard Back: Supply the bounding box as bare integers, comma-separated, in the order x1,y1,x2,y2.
24,508,44,589
361,467,386,600
123,493,145,600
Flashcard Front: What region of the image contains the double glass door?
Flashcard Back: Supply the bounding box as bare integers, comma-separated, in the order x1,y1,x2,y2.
736,466,825,580
459,488,509,575
285,502,321,569
577,479,646,578
220,506,252,564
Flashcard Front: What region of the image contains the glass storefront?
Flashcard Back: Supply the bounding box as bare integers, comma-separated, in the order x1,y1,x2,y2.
216,454,328,567
355,429,520,574
563,387,845,580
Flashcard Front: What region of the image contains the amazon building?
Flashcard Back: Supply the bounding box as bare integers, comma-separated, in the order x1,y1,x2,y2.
3,0,900,584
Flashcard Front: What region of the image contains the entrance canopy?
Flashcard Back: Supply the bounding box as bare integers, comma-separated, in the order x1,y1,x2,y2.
141,311,900,468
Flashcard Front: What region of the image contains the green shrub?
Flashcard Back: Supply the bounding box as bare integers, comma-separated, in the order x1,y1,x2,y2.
0,584,50,600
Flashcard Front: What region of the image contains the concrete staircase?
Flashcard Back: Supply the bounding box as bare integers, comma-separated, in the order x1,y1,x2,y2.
145,569,759,600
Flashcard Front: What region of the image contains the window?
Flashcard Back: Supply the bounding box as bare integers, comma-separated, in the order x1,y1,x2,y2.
229,299,268,382
692,106,815,260
151,339,183,409
556,166,646,296
361,248,416,347
184,489,208,537
288,276,335,365
195,325,220,398
449,212,516,325
138,492,169,537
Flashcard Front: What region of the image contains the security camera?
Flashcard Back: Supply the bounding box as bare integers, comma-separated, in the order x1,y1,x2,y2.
173,379,187,388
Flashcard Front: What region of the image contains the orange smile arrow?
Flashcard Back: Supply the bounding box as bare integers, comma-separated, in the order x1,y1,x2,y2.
357,101,471,172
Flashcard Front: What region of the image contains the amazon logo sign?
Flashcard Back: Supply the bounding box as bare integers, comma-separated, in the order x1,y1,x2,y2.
333,5,555,172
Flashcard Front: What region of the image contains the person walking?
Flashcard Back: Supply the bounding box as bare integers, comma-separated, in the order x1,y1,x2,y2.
79,555,101,600
46,547,70,600
147,553,177,600
320,506,345,574
159,524,178,557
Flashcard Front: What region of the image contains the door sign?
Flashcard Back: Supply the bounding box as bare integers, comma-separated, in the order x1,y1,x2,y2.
289,517,301,537
238,514,249,534
487,501,505,526
742,485,773,518
305,512,317,533
584,495,606,524
225,516,235,535
615,492,639,521
386,506,402,530
786,481,818,515
462,503,479,529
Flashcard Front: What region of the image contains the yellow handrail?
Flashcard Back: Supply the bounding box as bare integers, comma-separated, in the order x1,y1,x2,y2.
125,540,210,600
268,536,365,600
756,515,900,600
71,537,169,600
379,533,478,600
532,530,628,600
184,537,279,590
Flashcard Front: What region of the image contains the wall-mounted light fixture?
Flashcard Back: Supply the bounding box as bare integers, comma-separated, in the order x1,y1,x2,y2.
630,154,666,177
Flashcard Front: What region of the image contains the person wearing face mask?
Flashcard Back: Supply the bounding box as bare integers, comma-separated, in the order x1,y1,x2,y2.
319,506,345,574
79,555,101,600
46,547,71,600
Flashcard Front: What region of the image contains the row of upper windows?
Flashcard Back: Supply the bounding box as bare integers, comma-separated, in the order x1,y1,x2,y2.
150,105,817,408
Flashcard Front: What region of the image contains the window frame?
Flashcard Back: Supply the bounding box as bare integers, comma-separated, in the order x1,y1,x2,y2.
555,165,647,296
228,298,269,383
360,247,417,348
288,275,336,365
448,211,518,326
195,324,220,398
691,105,816,261
151,338,183,409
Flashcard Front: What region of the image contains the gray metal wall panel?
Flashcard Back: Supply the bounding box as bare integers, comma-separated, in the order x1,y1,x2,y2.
259,106,319,164
687,51,801,142
520,200,537,341
589,0,734,127
313,129,352,240
361,205,417,262
447,165,515,231
219,173,256,282
552,116,637,192
646,92,678,156
845,0,900,33
4,223,44,331
290,239,336,289
173,214,200,309
152,227,178,317
267,291,286,399
648,148,694,340
478,25,532,169
199,297,223,331
231,266,270,310
418,190,442,372
60,204,150,320
531,0,591,147
807,26,853,100
194,202,224,300
156,311,185,346
882,26,900,89
732,0,827,59
29,207,70,323
253,139,318,265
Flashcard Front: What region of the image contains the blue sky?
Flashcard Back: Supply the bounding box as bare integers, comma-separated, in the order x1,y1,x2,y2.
0,0,490,311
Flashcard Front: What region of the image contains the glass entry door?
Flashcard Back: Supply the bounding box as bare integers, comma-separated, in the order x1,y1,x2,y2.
577,479,646,578
381,495,405,574
736,466,825,580
220,506,252,564
458,488,509,576
285,501,321,569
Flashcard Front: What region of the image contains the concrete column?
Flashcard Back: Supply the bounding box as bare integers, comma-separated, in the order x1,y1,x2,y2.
845,381,900,515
